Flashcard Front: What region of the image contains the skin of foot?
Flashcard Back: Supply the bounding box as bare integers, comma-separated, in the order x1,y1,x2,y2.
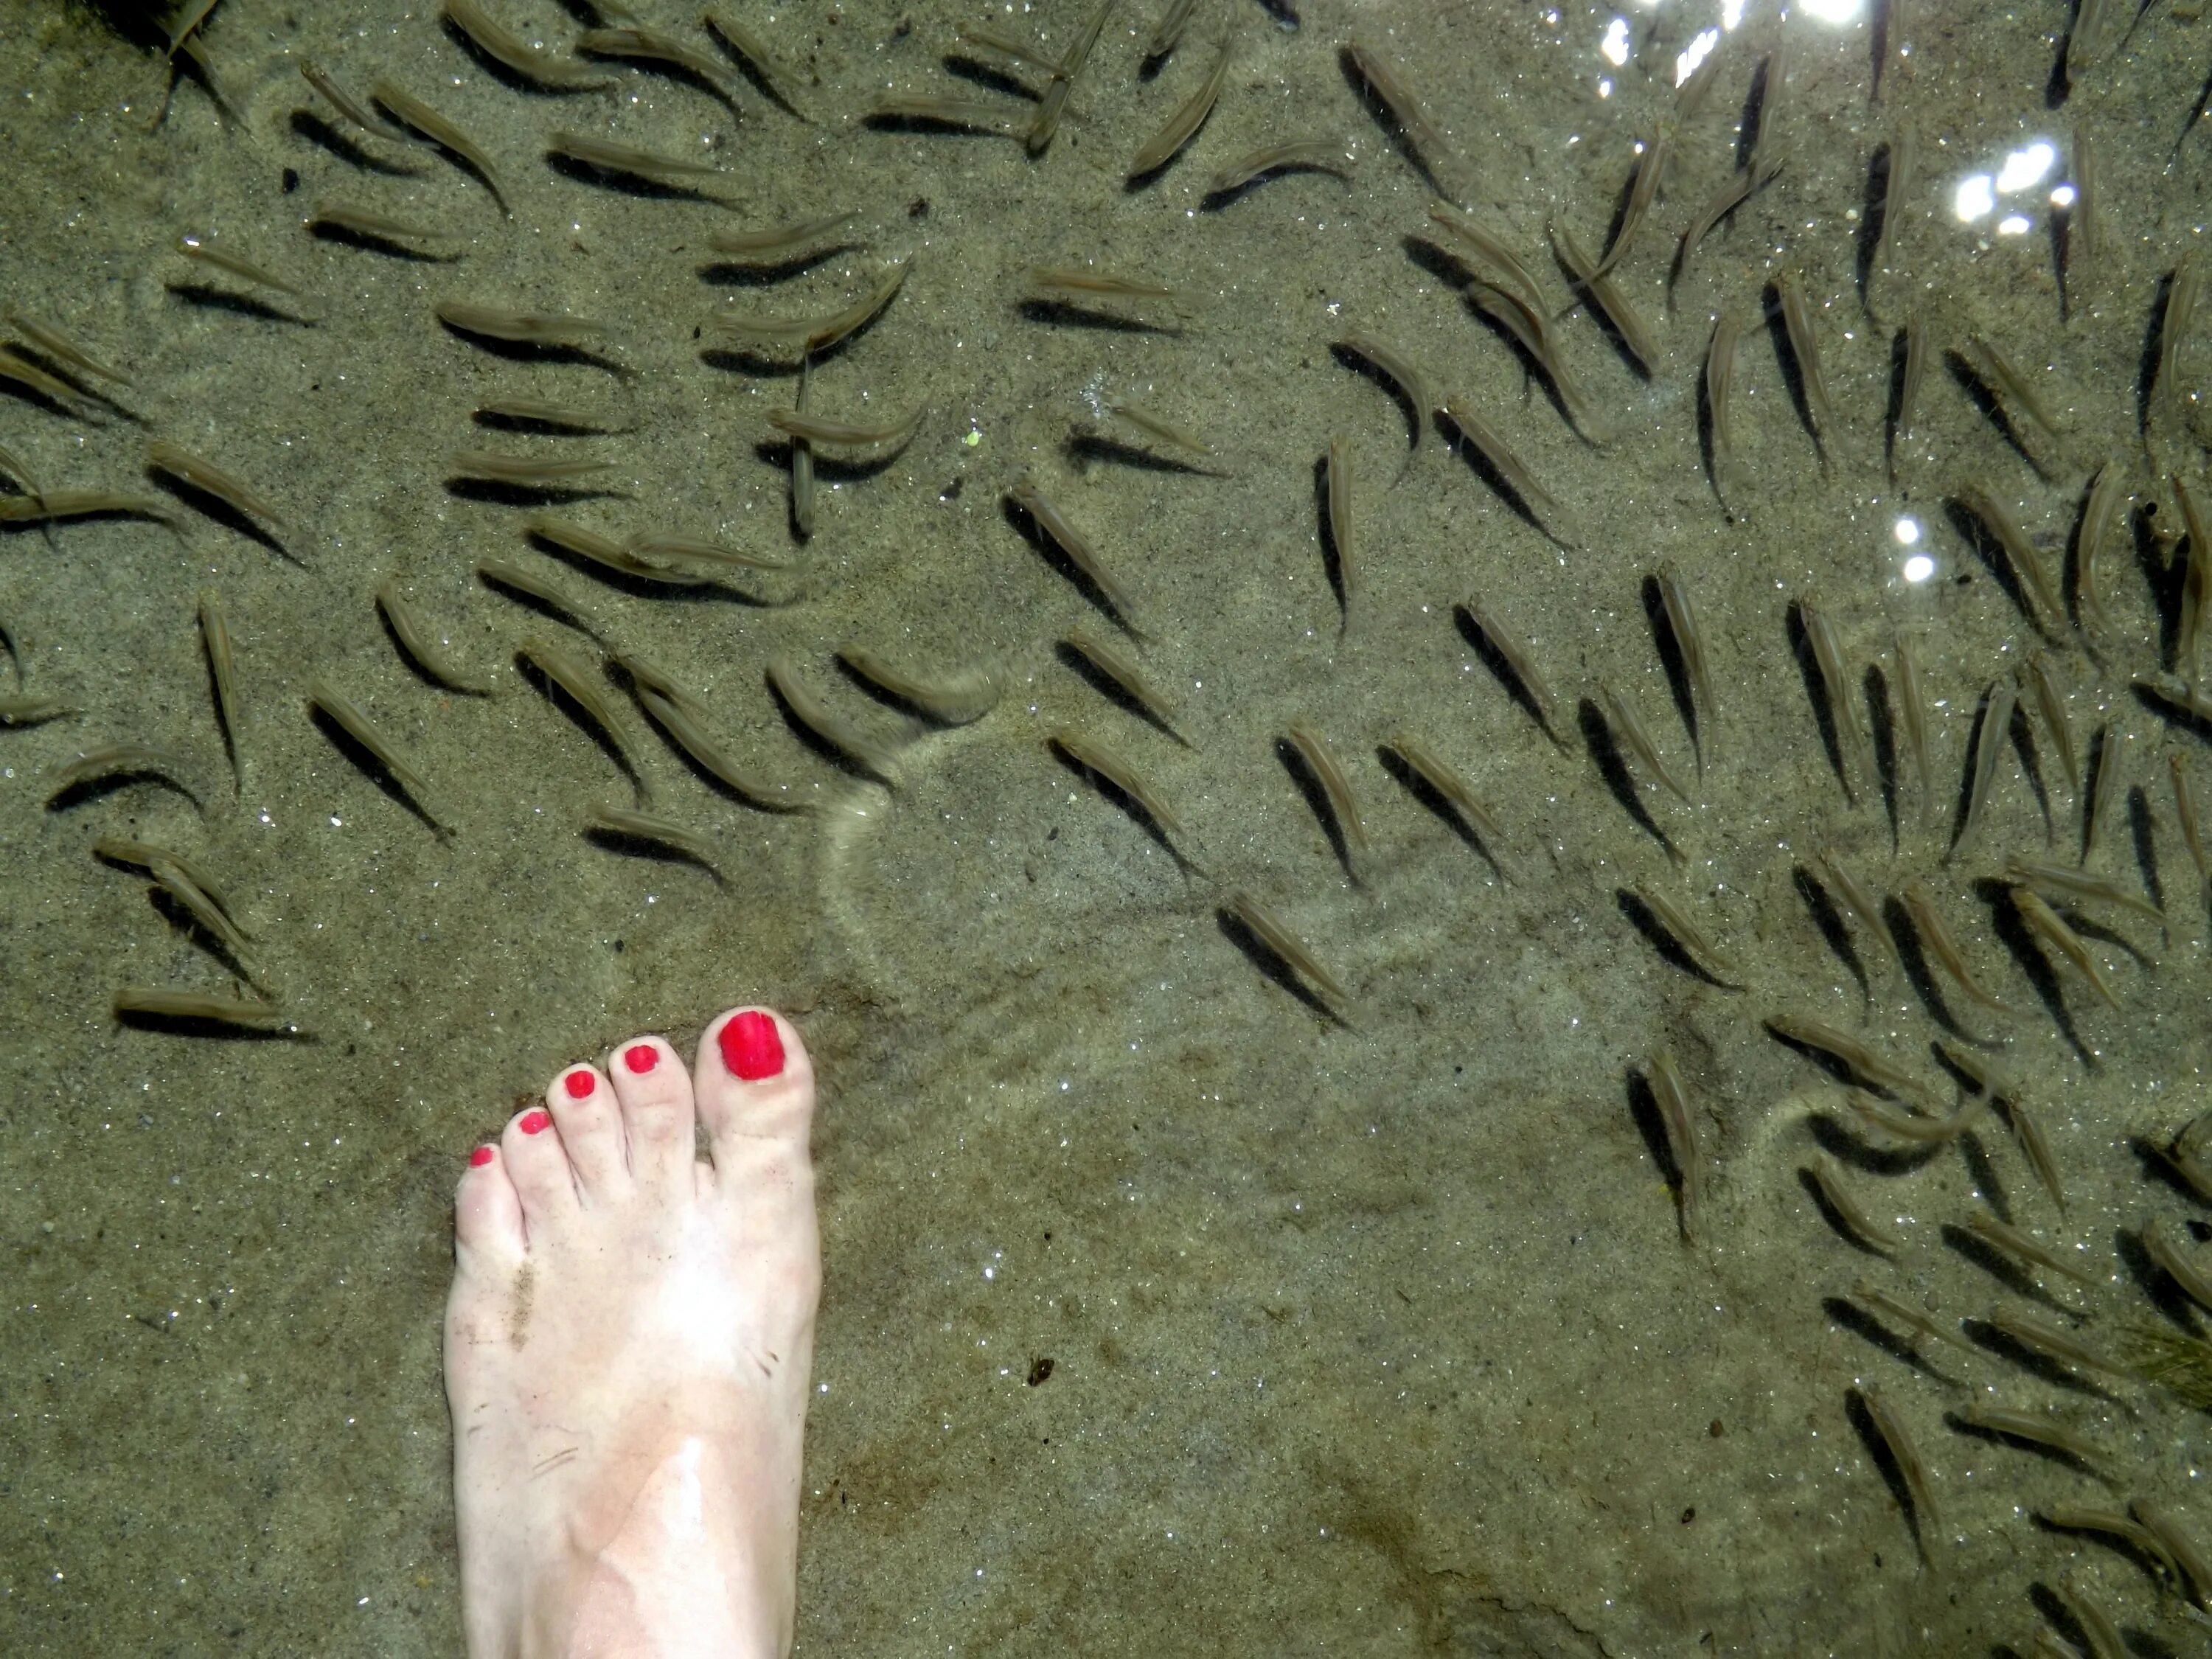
445,1006,818,1659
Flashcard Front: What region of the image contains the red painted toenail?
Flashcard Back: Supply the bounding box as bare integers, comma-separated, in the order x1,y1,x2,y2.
470,1145,495,1168
720,1009,785,1081
519,1110,552,1135
623,1043,658,1074
563,1069,594,1099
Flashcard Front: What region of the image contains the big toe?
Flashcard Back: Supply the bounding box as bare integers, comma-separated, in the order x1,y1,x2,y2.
695,1006,815,1194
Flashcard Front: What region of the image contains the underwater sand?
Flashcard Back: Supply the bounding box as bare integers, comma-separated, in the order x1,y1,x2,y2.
4,0,2212,1652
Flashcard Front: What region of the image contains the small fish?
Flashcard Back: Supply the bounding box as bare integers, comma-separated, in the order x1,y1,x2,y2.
518,636,652,799
1048,729,1186,847
2006,858,2161,922
147,441,289,535
1382,732,1505,850
451,450,617,486
1847,1281,1975,1354
1206,139,1352,195
1809,845,1891,967
47,742,201,807
307,678,442,827
1438,399,1576,547
1324,434,1354,615
7,312,131,389
1103,400,1216,463
376,581,493,695
1464,279,1607,444
1127,26,1234,178
197,590,240,785
1983,1303,2127,1381
1769,1014,1930,1104
370,80,510,209
582,803,722,877
1601,681,1694,805
707,212,863,260
1855,1383,1940,1544
526,514,708,585
866,97,1025,136
2011,885,2121,1009
1648,1049,1703,1242
1658,564,1715,770
1954,675,2018,860
768,654,905,785
1798,599,1868,804
2143,1220,2212,1313
1591,127,1672,279
1962,1211,2101,1288
437,300,611,347
1425,202,1548,311
1548,218,1658,375
1008,476,1141,632
840,647,1000,725
475,558,605,640
1632,883,1736,982
93,837,238,927
174,234,321,316
1223,888,1344,1003
547,131,726,183
1872,126,1915,278
2133,1501,2212,1610
705,261,911,356
1343,38,1472,205
1705,310,1743,504
1458,597,1557,734
476,397,622,434
1338,333,1433,451
445,0,610,91
1952,1399,2101,1464
0,693,74,726
2076,461,2128,630
576,25,737,98
1901,880,2006,1011
765,403,925,452
1287,718,1366,857
700,8,811,118
2157,254,2201,444
1062,630,1186,742
634,685,809,813
1773,271,1834,456
299,59,410,145
1147,0,1199,60
1892,310,1927,480
113,985,285,1026
2173,751,2210,886
307,201,451,248
0,490,178,528
1893,635,1931,826
2003,1094,2067,1214
2025,651,2079,797
1966,333,2064,445
1809,1155,1901,1253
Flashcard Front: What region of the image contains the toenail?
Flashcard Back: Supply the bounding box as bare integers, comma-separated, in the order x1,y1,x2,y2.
622,1043,658,1074
563,1069,594,1099
719,1009,786,1081
470,1145,495,1168
519,1110,552,1135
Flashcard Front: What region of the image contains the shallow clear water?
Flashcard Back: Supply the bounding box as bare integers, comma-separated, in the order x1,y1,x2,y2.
4,0,2212,1652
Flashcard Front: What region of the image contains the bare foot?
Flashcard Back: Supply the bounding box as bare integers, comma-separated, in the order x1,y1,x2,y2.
445,1008,818,1659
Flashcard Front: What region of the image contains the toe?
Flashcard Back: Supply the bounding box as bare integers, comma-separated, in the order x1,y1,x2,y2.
453,1143,524,1270
695,1006,815,1181
604,1035,697,1185
501,1102,579,1231
546,1062,626,1194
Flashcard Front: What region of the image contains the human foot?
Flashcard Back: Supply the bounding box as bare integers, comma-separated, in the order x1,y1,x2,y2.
445,1007,818,1659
